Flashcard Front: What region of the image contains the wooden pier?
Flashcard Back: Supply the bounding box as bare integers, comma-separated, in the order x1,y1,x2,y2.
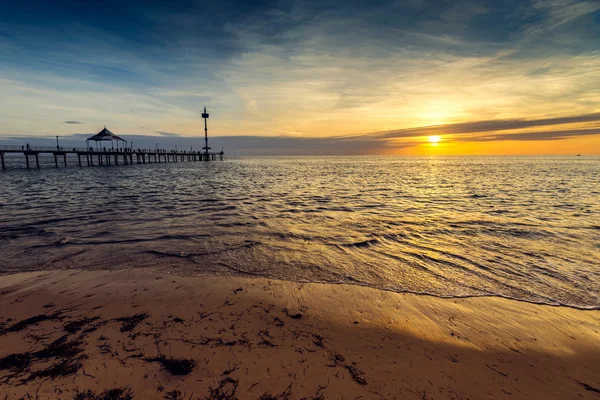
0,146,224,170
1,108,224,171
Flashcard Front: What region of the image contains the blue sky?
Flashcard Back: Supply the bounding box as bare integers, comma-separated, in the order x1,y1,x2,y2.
1,0,599,155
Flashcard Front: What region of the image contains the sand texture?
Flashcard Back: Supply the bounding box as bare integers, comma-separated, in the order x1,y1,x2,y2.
1,269,599,399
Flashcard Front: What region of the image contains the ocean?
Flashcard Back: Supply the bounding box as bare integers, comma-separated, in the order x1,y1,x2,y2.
1,155,598,309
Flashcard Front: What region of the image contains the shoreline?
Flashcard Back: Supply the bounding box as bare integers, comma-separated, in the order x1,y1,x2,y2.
2,268,597,312
1,269,599,399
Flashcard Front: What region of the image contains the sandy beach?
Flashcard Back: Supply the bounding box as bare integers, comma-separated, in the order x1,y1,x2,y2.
0,269,599,399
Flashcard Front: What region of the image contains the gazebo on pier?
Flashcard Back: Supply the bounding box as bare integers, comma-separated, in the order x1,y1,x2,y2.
87,126,127,151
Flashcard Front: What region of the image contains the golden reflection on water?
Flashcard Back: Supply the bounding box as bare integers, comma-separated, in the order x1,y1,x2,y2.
0,156,598,308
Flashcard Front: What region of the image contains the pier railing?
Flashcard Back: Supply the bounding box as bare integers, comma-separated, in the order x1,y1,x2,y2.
1,145,215,154
0,145,224,170
0,145,88,152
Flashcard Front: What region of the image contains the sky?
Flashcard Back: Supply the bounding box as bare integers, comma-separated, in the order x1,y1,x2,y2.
0,0,599,155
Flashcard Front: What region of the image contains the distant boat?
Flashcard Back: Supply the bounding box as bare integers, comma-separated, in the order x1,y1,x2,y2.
577,154,582,156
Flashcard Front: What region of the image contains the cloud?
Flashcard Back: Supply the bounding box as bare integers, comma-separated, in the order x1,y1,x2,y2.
0,133,406,156
3,110,599,155
457,128,600,142
154,131,182,137
64,120,82,124
366,112,600,140
0,0,599,154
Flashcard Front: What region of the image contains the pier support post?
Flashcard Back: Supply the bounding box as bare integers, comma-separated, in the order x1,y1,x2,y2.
25,154,30,168
98,154,102,166
78,154,81,166
54,154,58,167
63,154,67,167
0,153,4,170
114,154,118,165
35,154,39,168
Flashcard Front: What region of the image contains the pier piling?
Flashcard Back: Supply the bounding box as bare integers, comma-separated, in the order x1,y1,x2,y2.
1,147,223,171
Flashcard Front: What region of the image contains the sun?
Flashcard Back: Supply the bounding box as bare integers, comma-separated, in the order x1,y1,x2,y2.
428,135,441,144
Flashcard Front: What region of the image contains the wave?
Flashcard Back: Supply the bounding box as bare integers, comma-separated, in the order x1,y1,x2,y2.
175,270,600,311
336,239,380,248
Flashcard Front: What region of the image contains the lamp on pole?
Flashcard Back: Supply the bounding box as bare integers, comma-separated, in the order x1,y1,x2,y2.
202,106,210,155
56,136,60,151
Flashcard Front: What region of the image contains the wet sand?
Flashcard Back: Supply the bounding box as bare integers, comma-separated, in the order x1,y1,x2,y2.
0,269,599,399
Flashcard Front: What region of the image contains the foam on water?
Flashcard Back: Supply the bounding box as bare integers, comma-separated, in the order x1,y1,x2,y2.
0,155,599,309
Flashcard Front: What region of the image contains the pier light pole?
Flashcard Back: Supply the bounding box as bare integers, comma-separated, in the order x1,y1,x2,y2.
202,106,210,156
56,136,60,151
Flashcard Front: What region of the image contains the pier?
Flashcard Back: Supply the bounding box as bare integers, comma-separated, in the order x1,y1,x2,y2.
0,106,224,170
0,146,224,170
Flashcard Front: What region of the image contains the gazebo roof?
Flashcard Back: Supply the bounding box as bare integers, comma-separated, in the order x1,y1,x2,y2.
87,127,125,142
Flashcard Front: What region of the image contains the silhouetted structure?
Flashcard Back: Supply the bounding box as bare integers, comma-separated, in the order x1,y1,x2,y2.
202,106,210,158
0,114,224,170
87,126,127,151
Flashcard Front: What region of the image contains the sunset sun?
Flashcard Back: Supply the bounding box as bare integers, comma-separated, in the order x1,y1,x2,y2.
428,135,441,144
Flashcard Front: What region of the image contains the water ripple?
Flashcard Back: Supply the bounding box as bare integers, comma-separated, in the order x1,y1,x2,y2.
0,155,599,308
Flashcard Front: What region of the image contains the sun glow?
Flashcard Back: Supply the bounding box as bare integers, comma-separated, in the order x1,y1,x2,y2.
428,135,441,144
